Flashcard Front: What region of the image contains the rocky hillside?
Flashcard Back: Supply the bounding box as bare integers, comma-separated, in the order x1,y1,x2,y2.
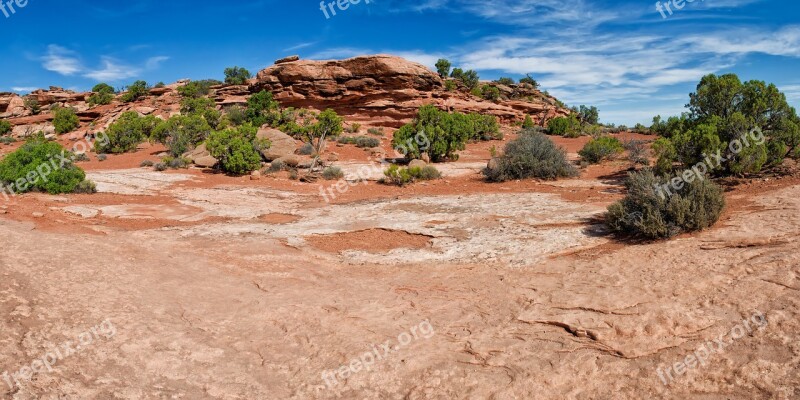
0,54,570,138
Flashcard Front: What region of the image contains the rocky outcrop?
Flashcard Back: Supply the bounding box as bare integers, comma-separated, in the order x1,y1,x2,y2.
251,54,569,126
0,93,27,118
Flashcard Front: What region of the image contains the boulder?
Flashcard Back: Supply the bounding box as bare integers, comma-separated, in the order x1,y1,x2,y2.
409,159,427,169
257,128,297,161
275,55,300,64
184,143,218,168
275,155,300,167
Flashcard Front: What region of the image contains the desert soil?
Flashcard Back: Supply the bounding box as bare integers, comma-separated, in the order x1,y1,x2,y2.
0,134,798,399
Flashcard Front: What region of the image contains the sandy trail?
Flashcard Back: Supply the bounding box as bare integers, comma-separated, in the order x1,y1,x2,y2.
0,169,798,399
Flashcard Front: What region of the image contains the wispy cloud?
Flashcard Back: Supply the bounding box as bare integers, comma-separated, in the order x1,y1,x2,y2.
40,45,169,82
41,45,83,76
283,42,318,52
11,87,39,93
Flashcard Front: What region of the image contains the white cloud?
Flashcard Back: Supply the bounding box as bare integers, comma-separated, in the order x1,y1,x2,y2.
39,45,170,82
11,87,39,93
83,57,141,81
41,45,83,76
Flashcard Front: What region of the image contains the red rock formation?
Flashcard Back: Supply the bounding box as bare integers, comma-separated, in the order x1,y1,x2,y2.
251,54,569,127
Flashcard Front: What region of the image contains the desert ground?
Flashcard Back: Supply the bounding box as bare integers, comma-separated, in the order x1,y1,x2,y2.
0,127,798,399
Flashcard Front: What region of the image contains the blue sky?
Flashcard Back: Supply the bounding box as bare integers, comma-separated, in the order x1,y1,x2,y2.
0,0,798,126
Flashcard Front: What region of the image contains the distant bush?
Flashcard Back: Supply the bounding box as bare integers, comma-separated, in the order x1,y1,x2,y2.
496,77,515,86
0,137,16,145
484,129,578,182
120,80,150,103
162,156,190,169
606,170,725,239
480,85,501,101
73,180,97,194
519,74,539,89
338,136,380,148
624,139,650,167
348,123,361,133
451,68,480,90
579,136,624,164
97,154,107,162
177,80,221,98
367,127,384,136
180,97,221,128
224,66,253,85
547,115,581,137
151,114,212,157
0,120,11,135
73,152,90,162
154,162,167,172
153,82,166,88
24,97,41,115
245,90,281,127
322,166,344,180
469,113,501,140
444,80,457,92
87,83,115,106
0,136,91,194
382,164,441,186
297,142,315,155
206,124,267,175
435,59,451,78
97,111,160,154
52,106,80,134
224,105,248,126
522,115,535,129
140,160,154,167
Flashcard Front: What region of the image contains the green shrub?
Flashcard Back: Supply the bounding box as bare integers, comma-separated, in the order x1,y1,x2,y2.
162,156,190,169
96,112,160,154
73,152,90,162
579,136,624,164
522,115,535,129
0,137,16,145
120,80,150,103
0,136,90,194
484,129,578,182
393,106,499,162
435,59,451,78
24,97,40,115
383,164,441,186
206,125,266,175
177,80,221,98
606,170,725,239
52,106,80,134
338,136,380,148
97,154,107,161
297,142,315,155
451,69,480,90
302,109,343,166
180,97,221,128
87,83,115,106
245,90,281,127
519,74,539,89
480,85,501,101
224,105,248,126
73,180,97,194
444,80,457,92
224,66,252,85
0,120,11,135
469,113,501,140
140,160,154,167
267,159,286,173
367,127,384,136
154,82,166,88
496,77,515,86
154,162,167,172
322,166,344,180
547,116,580,137
151,114,212,157
348,123,361,133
